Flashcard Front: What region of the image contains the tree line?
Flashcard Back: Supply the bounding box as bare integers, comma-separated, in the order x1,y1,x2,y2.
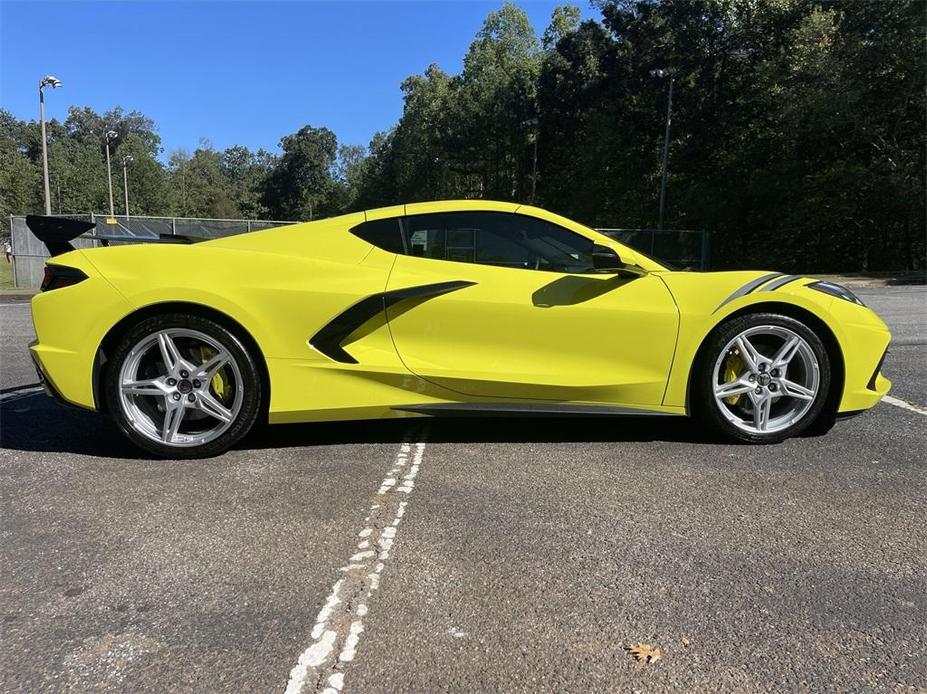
1,0,923,271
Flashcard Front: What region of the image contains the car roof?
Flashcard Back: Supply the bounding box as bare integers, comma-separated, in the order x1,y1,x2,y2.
364,200,520,220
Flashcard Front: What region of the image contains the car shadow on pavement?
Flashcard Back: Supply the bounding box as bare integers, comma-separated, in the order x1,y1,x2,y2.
0,392,144,459
244,414,711,450
0,392,716,459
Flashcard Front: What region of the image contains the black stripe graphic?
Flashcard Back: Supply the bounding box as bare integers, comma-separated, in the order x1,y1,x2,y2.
309,280,476,363
760,274,803,292
713,272,783,313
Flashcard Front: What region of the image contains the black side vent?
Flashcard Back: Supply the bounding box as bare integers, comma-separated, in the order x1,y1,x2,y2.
309,281,475,363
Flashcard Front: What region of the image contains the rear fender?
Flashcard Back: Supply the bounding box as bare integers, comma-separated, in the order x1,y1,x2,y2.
30,252,135,409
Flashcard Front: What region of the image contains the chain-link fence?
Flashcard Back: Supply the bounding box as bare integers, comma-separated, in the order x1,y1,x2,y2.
597,228,710,271
10,214,710,288
9,214,295,288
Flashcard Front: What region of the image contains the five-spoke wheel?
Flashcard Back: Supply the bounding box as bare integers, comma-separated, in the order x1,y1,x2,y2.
696,313,832,443
105,314,262,458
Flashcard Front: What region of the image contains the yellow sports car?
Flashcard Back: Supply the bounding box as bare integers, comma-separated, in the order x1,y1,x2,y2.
27,201,891,458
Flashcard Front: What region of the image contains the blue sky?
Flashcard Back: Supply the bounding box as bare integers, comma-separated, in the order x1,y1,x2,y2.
1,1,596,156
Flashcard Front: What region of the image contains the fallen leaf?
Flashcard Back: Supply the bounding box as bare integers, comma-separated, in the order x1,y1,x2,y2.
625,643,661,663
681,637,690,647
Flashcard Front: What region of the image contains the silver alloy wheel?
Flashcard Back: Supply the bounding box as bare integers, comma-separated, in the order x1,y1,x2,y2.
117,328,244,448
711,325,820,435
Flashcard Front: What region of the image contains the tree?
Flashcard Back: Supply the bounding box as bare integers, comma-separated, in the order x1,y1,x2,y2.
389,64,457,200
353,2,544,204
543,4,581,49
222,145,274,219
262,125,339,220
327,144,368,212
1,1,922,271
452,2,542,199
0,110,41,232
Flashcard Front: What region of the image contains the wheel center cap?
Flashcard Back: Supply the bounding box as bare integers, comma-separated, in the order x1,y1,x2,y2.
757,373,772,387
177,379,193,394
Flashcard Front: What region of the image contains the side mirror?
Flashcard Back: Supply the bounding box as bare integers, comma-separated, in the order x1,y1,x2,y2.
592,243,648,276
592,244,626,272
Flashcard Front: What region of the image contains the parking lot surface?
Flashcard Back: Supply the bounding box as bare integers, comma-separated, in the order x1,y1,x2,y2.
1,287,925,692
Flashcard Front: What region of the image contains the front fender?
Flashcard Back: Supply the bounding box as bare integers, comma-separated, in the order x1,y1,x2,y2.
659,271,891,414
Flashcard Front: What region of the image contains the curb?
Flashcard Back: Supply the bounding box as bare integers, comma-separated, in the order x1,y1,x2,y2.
0,289,37,300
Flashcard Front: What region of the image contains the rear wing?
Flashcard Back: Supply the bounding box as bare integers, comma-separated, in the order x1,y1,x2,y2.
26,215,201,257
25,215,95,257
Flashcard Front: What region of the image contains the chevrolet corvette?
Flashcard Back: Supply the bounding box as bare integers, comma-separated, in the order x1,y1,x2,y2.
27,201,891,458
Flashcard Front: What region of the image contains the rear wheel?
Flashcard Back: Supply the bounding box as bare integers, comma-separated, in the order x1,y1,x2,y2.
104,313,262,458
695,313,832,443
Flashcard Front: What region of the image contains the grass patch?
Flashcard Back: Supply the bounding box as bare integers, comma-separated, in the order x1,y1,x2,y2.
0,260,12,289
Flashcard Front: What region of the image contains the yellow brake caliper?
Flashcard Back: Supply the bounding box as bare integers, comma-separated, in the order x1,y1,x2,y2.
197,346,230,404
723,348,745,405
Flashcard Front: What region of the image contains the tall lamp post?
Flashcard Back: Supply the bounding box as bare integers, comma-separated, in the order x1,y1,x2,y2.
650,68,676,231
122,155,134,218
104,130,118,217
39,75,62,215
522,117,539,204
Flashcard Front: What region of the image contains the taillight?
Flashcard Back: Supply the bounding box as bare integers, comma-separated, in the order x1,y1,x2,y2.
41,264,88,292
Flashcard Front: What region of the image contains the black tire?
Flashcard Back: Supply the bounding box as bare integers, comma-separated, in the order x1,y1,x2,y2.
104,313,263,458
693,313,832,444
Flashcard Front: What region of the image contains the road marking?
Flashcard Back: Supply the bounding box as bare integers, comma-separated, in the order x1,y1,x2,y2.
284,432,428,694
882,395,927,416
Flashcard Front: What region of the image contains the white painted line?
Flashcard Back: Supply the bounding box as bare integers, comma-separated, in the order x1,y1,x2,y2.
882,395,927,416
284,433,428,694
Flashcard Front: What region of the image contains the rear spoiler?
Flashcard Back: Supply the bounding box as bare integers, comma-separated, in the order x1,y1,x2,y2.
25,215,201,256
26,215,94,257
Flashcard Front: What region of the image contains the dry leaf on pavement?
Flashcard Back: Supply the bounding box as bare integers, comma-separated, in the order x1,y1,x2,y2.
625,643,662,663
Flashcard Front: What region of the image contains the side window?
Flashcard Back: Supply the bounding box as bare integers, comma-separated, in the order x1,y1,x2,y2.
402,212,594,273
349,218,405,254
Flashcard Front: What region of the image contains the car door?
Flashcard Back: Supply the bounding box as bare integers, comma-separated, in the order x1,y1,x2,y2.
384,211,679,407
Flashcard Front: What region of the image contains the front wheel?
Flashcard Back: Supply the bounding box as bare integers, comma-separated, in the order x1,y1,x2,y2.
694,313,832,443
104,314,262,458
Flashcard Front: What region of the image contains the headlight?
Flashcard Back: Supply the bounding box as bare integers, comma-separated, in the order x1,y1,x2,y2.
807,280,865,307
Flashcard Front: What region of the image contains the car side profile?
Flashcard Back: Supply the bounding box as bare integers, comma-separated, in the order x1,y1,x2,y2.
28,200,892,458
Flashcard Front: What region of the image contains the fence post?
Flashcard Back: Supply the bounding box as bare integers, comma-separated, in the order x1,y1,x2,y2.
247,220,252,233
172,217,177,236
701,230,711,271
9,215,16,288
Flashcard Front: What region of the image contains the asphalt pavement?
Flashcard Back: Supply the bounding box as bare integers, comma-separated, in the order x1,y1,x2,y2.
1,287,924,693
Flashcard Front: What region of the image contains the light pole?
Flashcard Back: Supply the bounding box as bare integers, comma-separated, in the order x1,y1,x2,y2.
650,68,676,231
122,155,134,218
104,130,118,217
39,75,62,215
523,117,539,204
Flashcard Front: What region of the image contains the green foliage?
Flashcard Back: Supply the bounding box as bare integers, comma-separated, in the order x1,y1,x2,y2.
168,145,238,218
543,4,582,48
0,111,42,229
1,0,923,270
350,0,923,271
262,126,339,220
0,105,171,225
